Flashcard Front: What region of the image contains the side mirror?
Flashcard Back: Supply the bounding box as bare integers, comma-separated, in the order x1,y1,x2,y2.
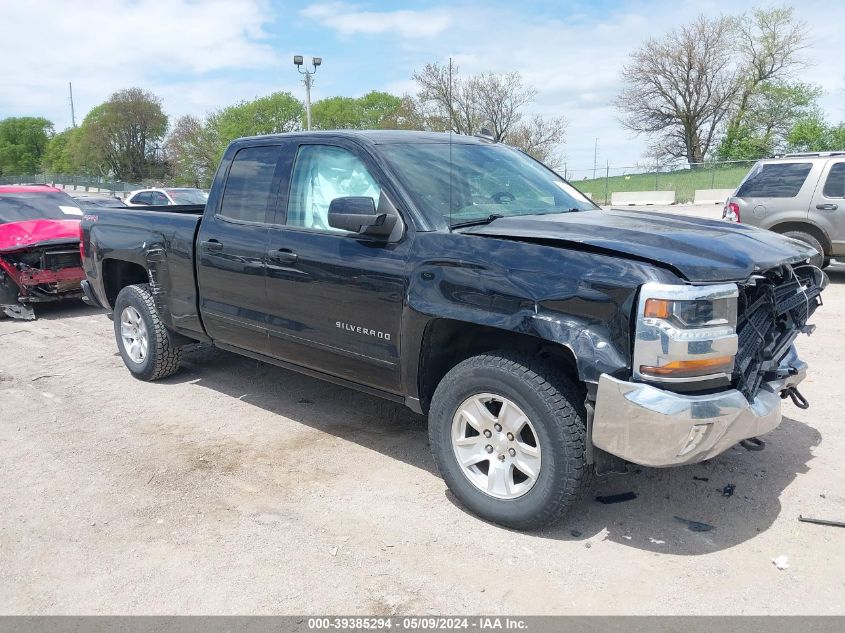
328,196,398,238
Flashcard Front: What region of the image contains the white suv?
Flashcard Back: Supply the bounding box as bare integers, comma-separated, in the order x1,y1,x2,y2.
124,188,208,207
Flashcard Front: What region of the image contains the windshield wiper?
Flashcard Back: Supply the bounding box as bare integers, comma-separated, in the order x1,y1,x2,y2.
450,214,504,230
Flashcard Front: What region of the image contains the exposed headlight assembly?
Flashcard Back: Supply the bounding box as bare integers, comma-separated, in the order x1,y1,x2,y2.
634,282,739,383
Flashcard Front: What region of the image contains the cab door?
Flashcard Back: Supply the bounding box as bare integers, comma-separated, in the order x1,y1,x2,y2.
196,143,290,354
263,141,409,393
809,158,845,257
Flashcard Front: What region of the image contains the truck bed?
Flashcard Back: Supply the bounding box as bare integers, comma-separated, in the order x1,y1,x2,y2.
81,204,206,339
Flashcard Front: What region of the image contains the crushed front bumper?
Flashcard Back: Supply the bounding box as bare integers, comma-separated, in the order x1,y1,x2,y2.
592,346,807,467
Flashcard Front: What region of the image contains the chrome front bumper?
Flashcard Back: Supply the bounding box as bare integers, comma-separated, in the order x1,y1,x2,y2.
592,346,807,467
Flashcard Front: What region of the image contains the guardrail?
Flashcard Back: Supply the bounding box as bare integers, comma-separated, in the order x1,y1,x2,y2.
0,174,141,193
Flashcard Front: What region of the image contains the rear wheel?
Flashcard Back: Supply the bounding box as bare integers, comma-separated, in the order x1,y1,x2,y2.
428,353,589,530
782,230,825,268
113,283,182,381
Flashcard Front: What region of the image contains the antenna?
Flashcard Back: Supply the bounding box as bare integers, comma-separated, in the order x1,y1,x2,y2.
448,57,453,230
68,82,76,127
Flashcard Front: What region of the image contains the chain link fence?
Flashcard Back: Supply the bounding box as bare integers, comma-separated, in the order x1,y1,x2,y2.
561,160,757,205
0,173,140,194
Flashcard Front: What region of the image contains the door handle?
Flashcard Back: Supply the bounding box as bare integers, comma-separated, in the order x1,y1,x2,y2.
816,203,838,211
201,239,223,252
267,248,298,264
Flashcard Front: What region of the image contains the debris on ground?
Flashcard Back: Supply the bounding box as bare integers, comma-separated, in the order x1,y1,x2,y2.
330,547,338,556
798,515,845,528
570,530,582,537
674,516,715,532
721,484,736,497
595,491,637,504
649,538,665,545
772,555,790,570
693,476,710,482
622,535,632,540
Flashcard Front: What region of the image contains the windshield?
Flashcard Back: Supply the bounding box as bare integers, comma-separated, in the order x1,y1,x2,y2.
166,188,209,204
0,191,83,224
379,142,597,226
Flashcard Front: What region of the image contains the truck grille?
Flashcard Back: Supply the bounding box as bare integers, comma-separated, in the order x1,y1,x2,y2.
735,264,823,400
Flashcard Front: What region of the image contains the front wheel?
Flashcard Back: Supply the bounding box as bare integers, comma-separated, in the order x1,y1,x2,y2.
113,283,182,381
428,353,589,530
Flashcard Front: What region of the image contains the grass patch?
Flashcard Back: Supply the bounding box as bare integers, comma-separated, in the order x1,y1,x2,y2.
572,164,752,204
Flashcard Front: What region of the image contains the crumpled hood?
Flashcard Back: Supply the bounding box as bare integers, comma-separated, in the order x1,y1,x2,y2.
0,219,81,253
461,209,817,282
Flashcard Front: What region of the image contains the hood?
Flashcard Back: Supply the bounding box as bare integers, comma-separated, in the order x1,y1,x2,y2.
461,209,817,282
0,218,81,253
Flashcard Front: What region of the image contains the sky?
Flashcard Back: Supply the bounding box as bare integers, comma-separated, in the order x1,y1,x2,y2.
1,0,843,171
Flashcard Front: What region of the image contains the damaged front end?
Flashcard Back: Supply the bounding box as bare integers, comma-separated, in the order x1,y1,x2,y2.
0,239,85,320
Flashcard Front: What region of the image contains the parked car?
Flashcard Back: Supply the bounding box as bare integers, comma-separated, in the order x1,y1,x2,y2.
723,151,845,268
72,195,127,210
124,188,208,207
81,131,825,529
0,186,86,320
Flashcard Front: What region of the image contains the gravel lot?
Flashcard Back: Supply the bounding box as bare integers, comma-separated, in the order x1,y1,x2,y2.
1,269,844,615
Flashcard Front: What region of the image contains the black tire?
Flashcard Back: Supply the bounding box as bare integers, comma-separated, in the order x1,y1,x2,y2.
113,283,182,381
782,230,825,269
428,353,589,530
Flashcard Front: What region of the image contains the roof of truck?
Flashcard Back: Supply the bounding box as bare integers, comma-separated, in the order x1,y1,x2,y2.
237,130,491,145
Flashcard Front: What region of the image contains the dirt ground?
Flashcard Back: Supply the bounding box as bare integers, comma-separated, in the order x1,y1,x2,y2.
1,272,844,615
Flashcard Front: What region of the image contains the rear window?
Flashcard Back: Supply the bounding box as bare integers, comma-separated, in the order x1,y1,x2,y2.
0,191,83,224
166,189,208,205
736,162,812,198
218,145,281,223
822,163,845,198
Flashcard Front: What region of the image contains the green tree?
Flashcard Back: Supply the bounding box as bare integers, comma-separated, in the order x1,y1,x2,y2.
311,91,402,130
213,92,303,142
42,127,83,173
165,115,220,187
717,81,822,159
787,116,845,152
78,88,169,181
0,116,54,175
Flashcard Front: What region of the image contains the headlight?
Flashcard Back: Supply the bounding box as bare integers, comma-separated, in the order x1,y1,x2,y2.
634,283,739,383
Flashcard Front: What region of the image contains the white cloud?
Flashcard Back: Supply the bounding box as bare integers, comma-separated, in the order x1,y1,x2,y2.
300,2,453,38
0,0,279,129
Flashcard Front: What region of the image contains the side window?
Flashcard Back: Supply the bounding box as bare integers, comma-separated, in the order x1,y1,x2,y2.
132,192,152,205
286,145,380,231
151,192,169,206
736,162,812,198
822,163,845,198
218,145,282,223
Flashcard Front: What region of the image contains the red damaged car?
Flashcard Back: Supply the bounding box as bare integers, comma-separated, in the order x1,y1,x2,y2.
0,186,87,320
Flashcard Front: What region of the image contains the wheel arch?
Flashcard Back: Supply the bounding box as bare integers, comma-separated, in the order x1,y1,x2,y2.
768,221,832,256
414,318,586,415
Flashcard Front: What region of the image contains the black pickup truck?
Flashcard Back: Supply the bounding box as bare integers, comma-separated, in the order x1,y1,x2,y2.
81,131,826,529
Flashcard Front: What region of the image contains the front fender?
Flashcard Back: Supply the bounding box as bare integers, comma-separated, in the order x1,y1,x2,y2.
401,232,679,396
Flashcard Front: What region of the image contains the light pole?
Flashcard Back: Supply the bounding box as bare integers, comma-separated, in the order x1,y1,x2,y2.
294,55,321,131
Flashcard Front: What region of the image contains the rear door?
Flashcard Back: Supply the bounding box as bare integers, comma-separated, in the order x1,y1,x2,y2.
196,143,290,353
263,141,409,393
809,158,845,257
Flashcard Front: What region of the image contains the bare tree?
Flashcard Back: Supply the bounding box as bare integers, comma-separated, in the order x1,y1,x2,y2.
615,15,740,164
724,6,809,143
411,62,566,162
507,114,567,167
